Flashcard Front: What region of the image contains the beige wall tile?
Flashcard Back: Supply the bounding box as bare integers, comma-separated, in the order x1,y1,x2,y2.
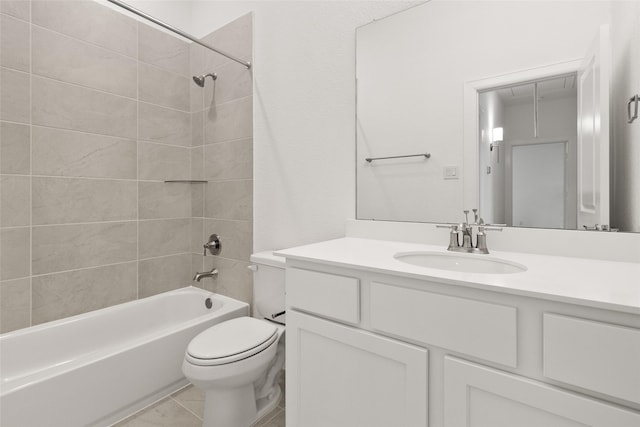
32,0,137,58
139,219,190,259
138,182,191,219
139,102,191,147
191,111,204,146
32,77,137,138
32,126,136,179
205,180,253,221
0,121,30,174
0,68,30,123
202,256,253,305
0,0,30,21
204,138,253,180
203,13,252,70
190,43,206,113
138,23,190,77
138,142,190,181
31,26,138,98
203,219,252,261
0,227,30,280
204,60,252,107
0,175,30,227
191,185,204,218
191,254,204,287
32,262,137,325
0,14,30,72
32,177,137,225
32,222,137,275
139,63,190,111
138,254,192,298
190,146,204,181
191,218,204,253
204,96,253,144
0,278,30,333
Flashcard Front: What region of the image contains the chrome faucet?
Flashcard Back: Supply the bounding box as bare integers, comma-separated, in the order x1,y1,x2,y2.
193,268,218,282
437,208,503,254
194,234,222,281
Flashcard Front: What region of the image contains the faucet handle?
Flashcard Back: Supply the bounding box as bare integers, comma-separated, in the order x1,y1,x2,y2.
436,223,459,230
472,208,479,224
463,210,470,224
437,224,461,249
203,234,221,256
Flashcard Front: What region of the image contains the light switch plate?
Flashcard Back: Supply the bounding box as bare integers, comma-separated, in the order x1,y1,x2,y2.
444,166,459,180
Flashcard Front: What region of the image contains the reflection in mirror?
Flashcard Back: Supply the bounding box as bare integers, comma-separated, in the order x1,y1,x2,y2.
356,0,640,232
479,76,578,230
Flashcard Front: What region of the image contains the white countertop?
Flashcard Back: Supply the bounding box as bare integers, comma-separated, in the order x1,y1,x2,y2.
276,237,640,315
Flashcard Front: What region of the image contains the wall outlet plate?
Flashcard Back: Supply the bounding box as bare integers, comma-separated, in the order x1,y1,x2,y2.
443,166,459,180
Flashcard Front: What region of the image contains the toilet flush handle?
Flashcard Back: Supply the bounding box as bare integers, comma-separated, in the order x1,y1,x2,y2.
248,265,258,272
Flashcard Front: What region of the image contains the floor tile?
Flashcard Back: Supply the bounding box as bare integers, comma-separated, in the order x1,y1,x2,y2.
171,385,205,420
113,397,202,427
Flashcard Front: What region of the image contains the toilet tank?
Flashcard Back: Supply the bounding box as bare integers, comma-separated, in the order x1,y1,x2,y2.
250,251,286,320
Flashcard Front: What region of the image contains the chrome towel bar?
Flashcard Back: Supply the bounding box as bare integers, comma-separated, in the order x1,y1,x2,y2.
365,153,431,163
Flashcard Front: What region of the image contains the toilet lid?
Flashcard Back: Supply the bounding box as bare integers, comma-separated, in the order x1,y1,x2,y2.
187,317,278,362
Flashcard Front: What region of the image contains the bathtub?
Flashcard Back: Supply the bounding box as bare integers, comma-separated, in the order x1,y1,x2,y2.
0,287,248,427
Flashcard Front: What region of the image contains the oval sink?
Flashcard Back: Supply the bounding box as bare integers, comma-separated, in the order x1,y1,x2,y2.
394,251,527,274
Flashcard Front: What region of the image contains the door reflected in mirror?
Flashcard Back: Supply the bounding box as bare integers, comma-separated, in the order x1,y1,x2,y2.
478,75,578,230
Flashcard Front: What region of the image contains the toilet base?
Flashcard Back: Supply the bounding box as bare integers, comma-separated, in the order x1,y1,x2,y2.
201,383,281,427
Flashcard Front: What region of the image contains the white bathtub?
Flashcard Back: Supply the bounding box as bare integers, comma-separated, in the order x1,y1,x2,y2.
0,287,248,427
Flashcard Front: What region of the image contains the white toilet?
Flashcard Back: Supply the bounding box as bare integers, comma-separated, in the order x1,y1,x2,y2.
182,252,286,427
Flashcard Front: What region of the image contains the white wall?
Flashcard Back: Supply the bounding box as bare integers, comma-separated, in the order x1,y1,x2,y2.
189,1,417,252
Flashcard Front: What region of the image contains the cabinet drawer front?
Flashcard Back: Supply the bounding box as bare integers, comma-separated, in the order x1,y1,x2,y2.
286,268,360,324
543,313,640,404
371,282,517,367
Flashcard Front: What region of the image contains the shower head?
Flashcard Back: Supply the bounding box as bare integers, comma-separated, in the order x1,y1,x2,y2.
193,73,217,87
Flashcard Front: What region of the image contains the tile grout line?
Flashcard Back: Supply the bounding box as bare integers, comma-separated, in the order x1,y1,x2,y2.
169,394,204,422
28,1,33,328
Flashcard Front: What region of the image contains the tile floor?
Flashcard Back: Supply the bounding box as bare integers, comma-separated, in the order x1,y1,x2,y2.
113,373,285,427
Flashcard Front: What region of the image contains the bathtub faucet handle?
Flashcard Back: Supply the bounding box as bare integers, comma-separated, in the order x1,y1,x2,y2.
203,234,221,256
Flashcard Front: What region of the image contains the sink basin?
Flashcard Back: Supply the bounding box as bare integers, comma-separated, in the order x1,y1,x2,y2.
394,251,527,274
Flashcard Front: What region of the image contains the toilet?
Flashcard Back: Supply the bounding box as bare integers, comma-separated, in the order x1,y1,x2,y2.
182,252,286,427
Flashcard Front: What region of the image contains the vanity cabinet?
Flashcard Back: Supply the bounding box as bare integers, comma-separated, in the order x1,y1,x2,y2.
284,261,640,427
444,357,640,427
286,310,428,427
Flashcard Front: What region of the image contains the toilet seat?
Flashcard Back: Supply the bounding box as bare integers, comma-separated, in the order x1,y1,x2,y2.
186,317,278,366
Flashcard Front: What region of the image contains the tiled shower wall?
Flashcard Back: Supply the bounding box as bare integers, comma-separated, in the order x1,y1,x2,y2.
189,13,254,306
0,0,253,333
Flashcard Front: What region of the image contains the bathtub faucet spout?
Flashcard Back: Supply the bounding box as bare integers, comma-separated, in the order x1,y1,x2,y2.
193,269,218,282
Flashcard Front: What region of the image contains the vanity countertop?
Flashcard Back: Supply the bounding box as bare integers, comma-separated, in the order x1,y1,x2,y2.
276,237,640,315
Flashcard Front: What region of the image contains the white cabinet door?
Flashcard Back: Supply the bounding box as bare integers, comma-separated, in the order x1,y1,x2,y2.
286,310,428,427
444,357,640,427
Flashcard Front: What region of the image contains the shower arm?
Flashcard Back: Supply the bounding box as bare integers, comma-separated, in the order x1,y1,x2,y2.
106,0,251,69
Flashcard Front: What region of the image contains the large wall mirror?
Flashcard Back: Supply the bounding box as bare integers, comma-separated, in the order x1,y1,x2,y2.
356,0,640,232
